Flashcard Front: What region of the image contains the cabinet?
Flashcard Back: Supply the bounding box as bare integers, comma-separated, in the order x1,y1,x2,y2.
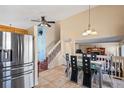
86,47,105,55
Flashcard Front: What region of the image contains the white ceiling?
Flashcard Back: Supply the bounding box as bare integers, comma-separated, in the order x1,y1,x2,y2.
0,5,90,29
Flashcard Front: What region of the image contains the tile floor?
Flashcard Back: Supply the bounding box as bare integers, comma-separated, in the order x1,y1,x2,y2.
35,65,80,88
35,65,124,88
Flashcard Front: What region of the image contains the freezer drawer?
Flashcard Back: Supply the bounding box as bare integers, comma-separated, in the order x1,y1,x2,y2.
1,62,33,69
0,70,34,88
0,62,34,78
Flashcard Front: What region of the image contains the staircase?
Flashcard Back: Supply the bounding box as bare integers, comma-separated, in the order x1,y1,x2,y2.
47,40,61,69
38,40,61,73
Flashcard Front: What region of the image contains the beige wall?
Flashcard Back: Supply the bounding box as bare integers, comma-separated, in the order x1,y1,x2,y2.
60,5,124,55
46,22,60,54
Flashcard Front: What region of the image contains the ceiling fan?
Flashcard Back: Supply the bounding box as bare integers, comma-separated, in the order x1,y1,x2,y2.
31,16,55,27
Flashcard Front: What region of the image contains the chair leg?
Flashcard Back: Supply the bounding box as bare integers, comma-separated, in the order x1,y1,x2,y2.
109,75,116,88
92,72,97,86
67,67,72,80
77,70,83,86
65,68,68,77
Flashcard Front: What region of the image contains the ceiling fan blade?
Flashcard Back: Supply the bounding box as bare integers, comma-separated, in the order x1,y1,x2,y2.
31,20,41,22
38,23,42,26
46,23,51,27
47,21,55,23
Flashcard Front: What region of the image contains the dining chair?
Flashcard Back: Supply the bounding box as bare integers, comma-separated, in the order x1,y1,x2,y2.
65,53,70,77
90,53,98,86
82,53,87,58
107,58,116,87
82,57,92,88
70,55,78,83
76,53,84,86
98,56,115,87
91,53,97,61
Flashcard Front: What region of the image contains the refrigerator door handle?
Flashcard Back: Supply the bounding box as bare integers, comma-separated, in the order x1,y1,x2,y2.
20,35,23,64
18,35,21,64
17,35,19,64
4,51,8,59
19,35,21,64
21,36,23,64
10,50,12,61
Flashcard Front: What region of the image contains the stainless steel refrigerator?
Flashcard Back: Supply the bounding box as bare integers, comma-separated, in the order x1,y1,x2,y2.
0,31,34,88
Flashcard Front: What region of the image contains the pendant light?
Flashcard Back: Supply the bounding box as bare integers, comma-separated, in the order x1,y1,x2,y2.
82,5,97,36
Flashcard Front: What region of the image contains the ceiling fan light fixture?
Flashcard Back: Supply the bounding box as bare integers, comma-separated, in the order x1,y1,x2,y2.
31,16,55,28
44,24,48,27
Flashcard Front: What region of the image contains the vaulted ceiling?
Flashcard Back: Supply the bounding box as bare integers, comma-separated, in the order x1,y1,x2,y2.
0,5,91,29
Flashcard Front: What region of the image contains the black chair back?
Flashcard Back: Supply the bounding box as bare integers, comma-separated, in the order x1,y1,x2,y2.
70,55,78,82
82,57,92,88
91,53,97,61
83,53,87,57
65,53,70,75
